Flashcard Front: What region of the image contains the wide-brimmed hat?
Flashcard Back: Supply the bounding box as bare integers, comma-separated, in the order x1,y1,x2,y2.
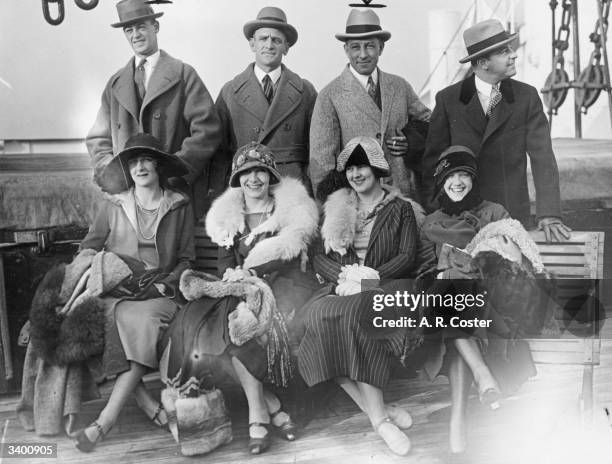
459,19,517,64
99,133,189,194
336,136,390,175
434,145,478,195
229,142,282,188
111,0,163,28
335,9,391,42
243,7,298,47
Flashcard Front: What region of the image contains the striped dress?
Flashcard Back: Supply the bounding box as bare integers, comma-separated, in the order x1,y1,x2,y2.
298,197,418,388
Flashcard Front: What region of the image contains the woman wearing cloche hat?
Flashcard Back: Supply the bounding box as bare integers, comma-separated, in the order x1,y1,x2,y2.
161,142,320,455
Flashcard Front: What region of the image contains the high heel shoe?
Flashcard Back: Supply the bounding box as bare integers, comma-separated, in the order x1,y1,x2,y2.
270,408,298,441
478,384,502,410
248,423,271,455
147,402,168,428
74,421,110,453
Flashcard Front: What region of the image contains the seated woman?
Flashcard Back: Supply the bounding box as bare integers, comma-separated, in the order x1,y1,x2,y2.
74,134,195,452
419,145,543,455
163,142,320,455
297,136,419,456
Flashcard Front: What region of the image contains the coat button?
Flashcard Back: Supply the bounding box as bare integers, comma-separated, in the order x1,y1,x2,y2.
283,123,291,131
154,112,161,120
375,133,381,139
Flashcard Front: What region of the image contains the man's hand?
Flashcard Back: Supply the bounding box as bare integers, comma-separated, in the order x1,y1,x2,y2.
384,135,409,157
537,217,572,242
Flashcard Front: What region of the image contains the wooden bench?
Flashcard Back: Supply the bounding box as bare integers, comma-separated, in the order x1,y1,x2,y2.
193,224,605,423
527,230,604,425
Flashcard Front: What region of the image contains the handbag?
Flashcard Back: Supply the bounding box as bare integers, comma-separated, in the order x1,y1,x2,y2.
159,337,233,456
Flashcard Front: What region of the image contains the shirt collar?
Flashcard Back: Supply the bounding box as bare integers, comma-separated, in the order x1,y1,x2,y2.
349,65,378,90
254,64,282,85
475,74,498,96
134,50,161,68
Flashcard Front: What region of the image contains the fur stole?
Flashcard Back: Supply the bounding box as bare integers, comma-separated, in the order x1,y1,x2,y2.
179,269,294,386
205,177,319,270
29,264,105,365
321,186,425,256
180,270,275,346
466,218,544,273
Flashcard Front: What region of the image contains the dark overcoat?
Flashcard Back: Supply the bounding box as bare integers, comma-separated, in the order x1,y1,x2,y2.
212,64,317,190
422,75,562,226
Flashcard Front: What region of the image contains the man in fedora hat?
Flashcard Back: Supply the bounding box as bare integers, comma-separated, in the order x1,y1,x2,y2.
209,6,317,191
309,8,430,200
86,0,221,218
422,19,570,241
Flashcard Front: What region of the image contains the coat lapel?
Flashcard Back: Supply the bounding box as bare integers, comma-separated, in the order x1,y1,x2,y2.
365,200,393,259
232,65,269,123
141,51,181,115
459,75,487,136
379,69,395,139
112,58,140,121
260,65,303,143
341,67,381,125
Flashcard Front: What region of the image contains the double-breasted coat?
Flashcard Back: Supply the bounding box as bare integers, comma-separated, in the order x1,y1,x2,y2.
309,66,430,197
86,50,222,218
421,75,562,226
211,64,317,191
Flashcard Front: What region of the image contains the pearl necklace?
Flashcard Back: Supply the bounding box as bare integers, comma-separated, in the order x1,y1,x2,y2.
135,192,161,240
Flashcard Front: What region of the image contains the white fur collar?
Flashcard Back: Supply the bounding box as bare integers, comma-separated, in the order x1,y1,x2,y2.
321,186,424,256
205,177,319,269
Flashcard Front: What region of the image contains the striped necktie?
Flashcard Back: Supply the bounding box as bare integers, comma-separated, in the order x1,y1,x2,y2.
486,85,502,117
262,74,274,103
367,76,378,103
135,58,147,101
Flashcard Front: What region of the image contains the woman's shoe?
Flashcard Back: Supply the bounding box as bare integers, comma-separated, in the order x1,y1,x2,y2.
148,402,168,428
375,418,411,456
74,421,110,453
478,385,502,410
386,404,413,429
248,423,271,455
270,408,298,441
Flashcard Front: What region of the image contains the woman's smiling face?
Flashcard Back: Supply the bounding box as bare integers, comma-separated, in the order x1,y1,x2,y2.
239,167,271,200
443,171,473,202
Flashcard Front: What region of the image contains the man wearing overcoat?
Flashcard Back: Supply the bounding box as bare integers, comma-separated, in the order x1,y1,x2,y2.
86,0,221,218
309,8,430,199
422,19,570,241
211,6,317,190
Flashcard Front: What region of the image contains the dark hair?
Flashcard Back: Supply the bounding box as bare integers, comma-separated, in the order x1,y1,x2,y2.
470,54,490,67
125,155,169,189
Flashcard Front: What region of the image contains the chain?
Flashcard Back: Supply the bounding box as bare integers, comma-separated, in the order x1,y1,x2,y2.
552,0,574,71
586,0,610,68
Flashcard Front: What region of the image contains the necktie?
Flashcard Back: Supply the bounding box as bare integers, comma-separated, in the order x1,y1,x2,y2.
262,74,273,103
135,58,147,101
367,76,378,103
486,85,502,117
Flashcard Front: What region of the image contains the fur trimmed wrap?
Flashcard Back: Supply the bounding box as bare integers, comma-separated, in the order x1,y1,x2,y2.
180,270,294,387
467,219,558,336
205,177,319,270
321,185,425,256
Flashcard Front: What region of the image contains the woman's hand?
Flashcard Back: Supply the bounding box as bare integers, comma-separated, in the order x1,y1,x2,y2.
335,280,361,296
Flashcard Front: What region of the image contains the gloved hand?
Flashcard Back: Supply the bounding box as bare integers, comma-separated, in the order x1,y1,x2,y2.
537,217,572,243
335,280,362,296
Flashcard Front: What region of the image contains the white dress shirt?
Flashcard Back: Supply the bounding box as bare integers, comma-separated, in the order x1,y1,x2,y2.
254,64,282,89
475,74,500,114
134,50,161,91
349,65,379,90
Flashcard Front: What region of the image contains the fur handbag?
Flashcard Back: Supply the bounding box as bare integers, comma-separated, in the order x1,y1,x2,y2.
159,342,233,456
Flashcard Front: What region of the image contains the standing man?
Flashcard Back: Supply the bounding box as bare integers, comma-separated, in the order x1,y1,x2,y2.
309,8,430,199
422,19,570,241
87,0,221,218
211,6,317,190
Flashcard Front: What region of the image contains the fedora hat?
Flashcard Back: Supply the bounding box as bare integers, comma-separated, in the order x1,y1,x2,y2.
99,134,189,194
459,19,517,64
243,7,298,47
111,0,163,28
335,9,391,42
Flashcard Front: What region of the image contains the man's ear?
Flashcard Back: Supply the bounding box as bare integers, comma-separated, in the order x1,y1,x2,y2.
378,40,385,55
248,37,256,53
